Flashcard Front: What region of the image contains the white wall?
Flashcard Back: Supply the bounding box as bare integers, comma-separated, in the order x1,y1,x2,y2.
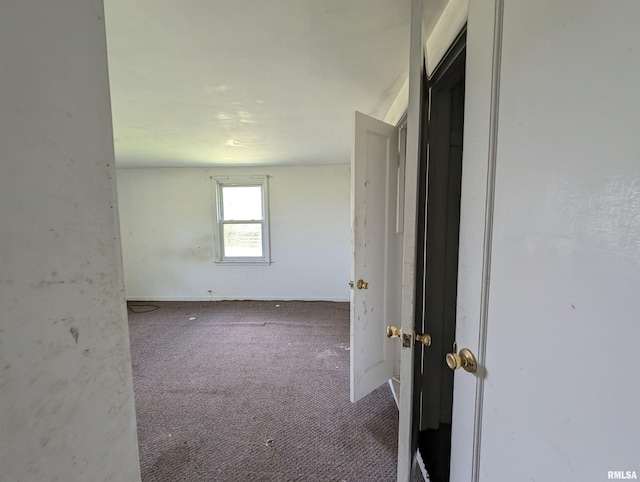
0,1,140,481
117,165,350,301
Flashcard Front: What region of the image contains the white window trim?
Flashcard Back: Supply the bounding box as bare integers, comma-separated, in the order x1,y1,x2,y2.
212,175,271,265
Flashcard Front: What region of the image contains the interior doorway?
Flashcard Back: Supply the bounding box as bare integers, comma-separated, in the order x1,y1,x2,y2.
414,32,466,482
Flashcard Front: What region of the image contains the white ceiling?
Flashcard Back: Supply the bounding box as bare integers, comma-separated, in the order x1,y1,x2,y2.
104,0,413,168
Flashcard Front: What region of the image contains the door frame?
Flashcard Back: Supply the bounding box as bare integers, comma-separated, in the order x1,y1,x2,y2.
396,0,472,479
396,0,509,479
395,0,426,479
413,32,466,482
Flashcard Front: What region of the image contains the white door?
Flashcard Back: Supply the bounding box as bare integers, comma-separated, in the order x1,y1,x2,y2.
449,1,640,481
395,0,425,479
349,111,402,403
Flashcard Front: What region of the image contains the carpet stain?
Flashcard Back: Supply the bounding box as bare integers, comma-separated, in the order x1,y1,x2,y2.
148,443,191,479
316,348,337,359
69,327,79,343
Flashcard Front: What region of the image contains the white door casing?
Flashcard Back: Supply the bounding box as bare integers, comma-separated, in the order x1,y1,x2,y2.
397,0,469,478
396,0,424,479
349,111,401,404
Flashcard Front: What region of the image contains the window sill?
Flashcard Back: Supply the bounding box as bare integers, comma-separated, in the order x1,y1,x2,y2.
214,259,272,266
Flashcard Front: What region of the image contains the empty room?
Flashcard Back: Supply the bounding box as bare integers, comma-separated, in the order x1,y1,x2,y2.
3,1,640,482
107,0,413,480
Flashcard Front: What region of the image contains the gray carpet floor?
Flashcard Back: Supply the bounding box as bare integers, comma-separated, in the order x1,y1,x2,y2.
128,301,423,481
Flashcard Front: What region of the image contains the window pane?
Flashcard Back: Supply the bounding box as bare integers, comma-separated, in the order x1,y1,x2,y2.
223,224,263,257
222,186,262,220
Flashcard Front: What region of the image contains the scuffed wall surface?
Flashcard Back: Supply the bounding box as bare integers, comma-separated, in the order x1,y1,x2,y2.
116,165,350,301
0,1,141,481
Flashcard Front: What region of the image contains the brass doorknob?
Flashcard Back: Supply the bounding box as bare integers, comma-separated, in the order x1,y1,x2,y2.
415,333,431,346
446,348,477,373
386,325,402,338
387,326,431,347
348,279,369,290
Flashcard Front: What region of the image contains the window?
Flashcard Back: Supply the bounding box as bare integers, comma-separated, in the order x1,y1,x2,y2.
213,176,270,264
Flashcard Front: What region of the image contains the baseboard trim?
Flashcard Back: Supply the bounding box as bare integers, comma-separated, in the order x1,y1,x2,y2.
125,296,350,303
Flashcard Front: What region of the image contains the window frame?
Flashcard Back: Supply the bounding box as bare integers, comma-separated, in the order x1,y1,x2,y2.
213,176,271,265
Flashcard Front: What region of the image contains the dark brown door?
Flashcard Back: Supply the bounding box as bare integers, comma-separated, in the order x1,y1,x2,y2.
414,32,466,482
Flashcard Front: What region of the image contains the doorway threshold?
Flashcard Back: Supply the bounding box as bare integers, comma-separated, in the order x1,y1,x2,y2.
389,377,401,407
